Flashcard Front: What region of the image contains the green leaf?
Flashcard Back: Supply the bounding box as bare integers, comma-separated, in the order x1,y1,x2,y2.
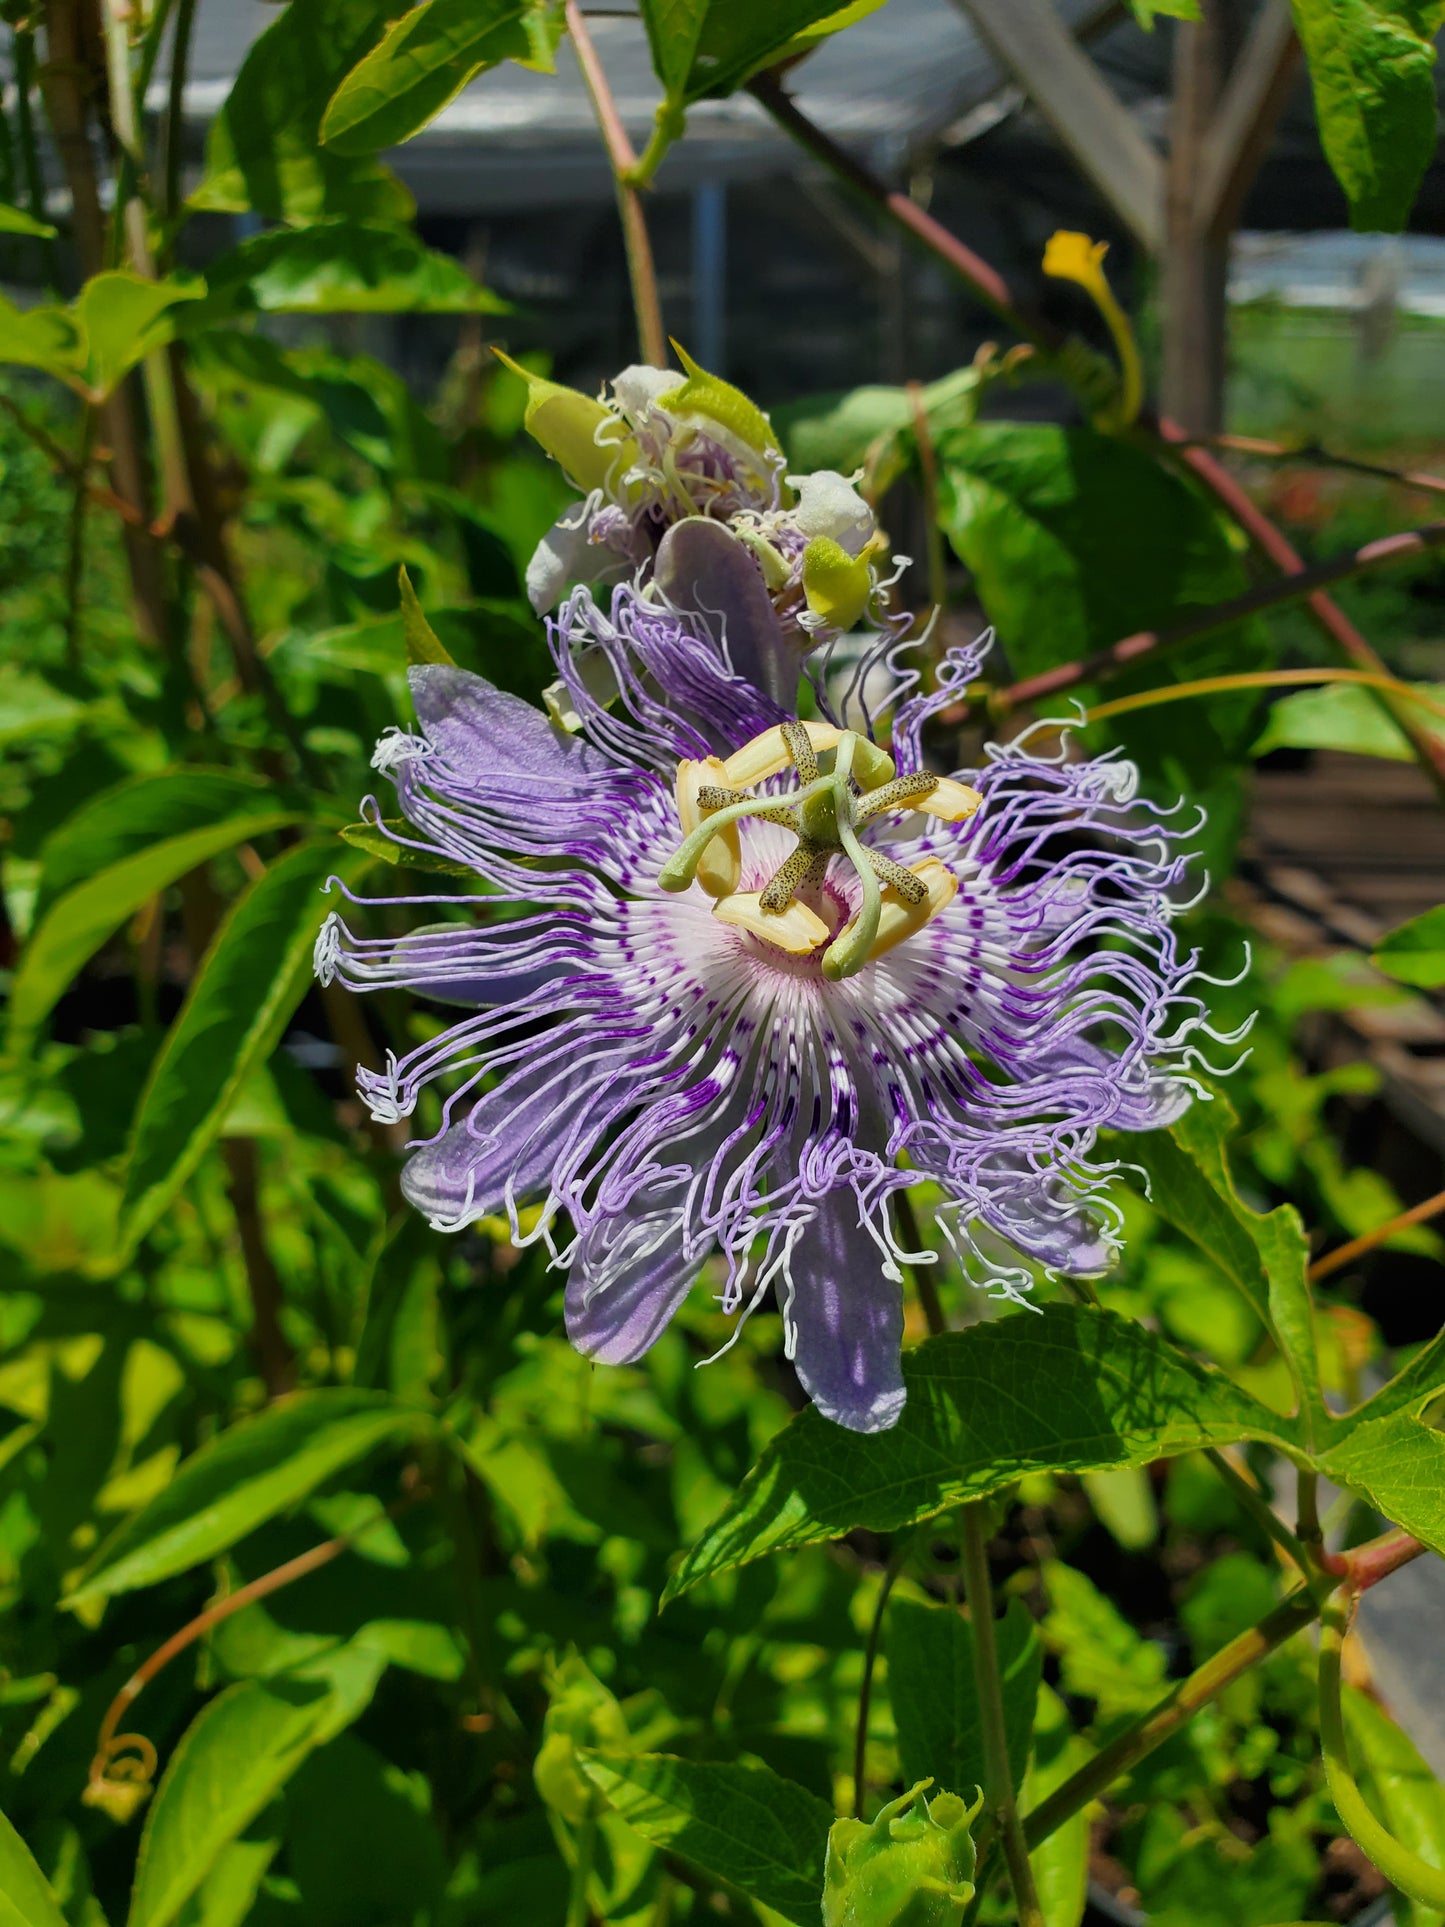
73,272,205,398
191,0,413,223
0,667,88,747
887,1595,1040,1799
1373,905,1445,989
34,767,307,924
171,1838,279,1927
67,1389,425,1606
579,1751,832,1925
0,1804,68,1927
1253,682,1445,763
1343,1684,1445,1927
339,818,476,877
1314,1380,1445,1556
0,292,84,386
663,1305,1295,1601
0,199,55,238
1126,0,1200,23
8,802,308,1055
399,566,457,665
934,420,1265,873
1124,1096,1325,1433
1290,0,1445,230
639,0,863,102
1022,1685,1091,1927
120,841,367,1251
195,221,507,319
128,1679,350,1927
322,0,564,155
1040,1561,1167,1716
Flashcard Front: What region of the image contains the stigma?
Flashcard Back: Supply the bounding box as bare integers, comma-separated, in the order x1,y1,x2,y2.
660,720,981,980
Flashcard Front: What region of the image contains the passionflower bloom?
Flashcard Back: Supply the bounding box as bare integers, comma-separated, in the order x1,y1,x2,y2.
501,350,900,704
316,611,1222,1434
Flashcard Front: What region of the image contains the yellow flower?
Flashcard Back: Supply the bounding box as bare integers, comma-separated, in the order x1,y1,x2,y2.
1042,230,1143,431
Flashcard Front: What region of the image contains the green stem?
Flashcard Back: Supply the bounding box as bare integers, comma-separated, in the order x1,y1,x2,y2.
1320,1594,1445,1907
622,101,684,189
161,0,198,231
63,404,95,670
11,28,54,283
566,1798,600,1927
853,1536,911,1818
1023,1582,1322,1850
1203,1448,1319,1591
959,1505,1044,1927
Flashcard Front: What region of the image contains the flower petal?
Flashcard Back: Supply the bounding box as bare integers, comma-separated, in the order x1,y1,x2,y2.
784,1190,906,1433
566,1208,706,1364
654,517,802,711
400,1074,581,1229
408,663,610,794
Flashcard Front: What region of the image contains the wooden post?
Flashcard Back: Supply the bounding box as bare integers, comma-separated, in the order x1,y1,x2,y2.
1162,5,1230,435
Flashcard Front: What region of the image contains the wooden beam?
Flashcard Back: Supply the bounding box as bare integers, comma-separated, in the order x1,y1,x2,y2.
954,0,1165,253
1197,0,1300,237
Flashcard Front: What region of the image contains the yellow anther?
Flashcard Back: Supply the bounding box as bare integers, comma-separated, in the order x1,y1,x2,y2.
835,858,957,966
711,891,831,955
721,721,843,788
916,777,983,823
674,756,742,899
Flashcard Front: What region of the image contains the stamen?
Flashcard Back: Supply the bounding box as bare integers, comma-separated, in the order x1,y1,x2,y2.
866,850,930,904
759,838,824,912
712,892,831,953
780,720,819,783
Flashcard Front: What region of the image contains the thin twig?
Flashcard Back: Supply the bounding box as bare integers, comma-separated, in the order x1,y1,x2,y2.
1204,432,1445,500
566,0,666,366
906,379,948,622
999,530,1445,711
63,404,95,669
1203,1447,1318,1588
161,0,199,228
1309,1186,1445,1284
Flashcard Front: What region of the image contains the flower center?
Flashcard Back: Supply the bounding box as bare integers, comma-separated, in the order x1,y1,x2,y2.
659,720,982,981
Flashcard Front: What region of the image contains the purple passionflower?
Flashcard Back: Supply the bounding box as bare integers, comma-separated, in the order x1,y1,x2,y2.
316,599,1230,1433
503,352,903,704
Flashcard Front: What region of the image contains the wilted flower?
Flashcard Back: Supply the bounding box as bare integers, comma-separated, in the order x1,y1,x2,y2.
823,1780,981,1926
502,350,902,704
316,603,1225,1434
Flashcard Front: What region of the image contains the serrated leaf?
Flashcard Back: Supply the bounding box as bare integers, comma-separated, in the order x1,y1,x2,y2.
399,567,457,665
663,1305,1295,1602
1124,1096,1326,1437
0,1805,68,1927
1290,0,1445,231
1373,905,1445,989
321,0,563,156
1253,682,1445,763
8,802,308,1055
120,841,368,1251
195,220,507,320
579,1751,832,1925
887,1596,1040,1800
127,1677,369,1927
191,0,412,223
67,1389,426,1606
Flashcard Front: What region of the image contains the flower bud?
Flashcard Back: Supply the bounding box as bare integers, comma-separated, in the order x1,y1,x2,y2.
823,1780,981,1927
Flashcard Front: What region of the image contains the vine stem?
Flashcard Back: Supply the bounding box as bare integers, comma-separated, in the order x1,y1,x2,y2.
959,1506,1044,1927
566,0,666,367
1023,1527,1427,1850
1002,536,1445,711
1201,432,1445,500
1319,1593,1445,1907
744,66,1445,797
1309,1185,1445,1284
1081,665,1445,729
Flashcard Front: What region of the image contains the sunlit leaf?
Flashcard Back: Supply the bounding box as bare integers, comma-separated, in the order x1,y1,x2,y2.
1343,1684,1445,1926
1290,0,1445,230
1373,905,1445,989
120,841,369,1251
638,0,865,103
196,221,507,319
0,200,56,238
191,0,413,223
663,1306,1296,1601
8,803,309,1056
322,0,564,155
67,1389,428,1606
1253,681,1445,763
580,1751,832,1925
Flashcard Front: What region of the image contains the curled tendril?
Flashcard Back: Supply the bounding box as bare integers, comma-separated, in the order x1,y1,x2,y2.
89,1730,157,1790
